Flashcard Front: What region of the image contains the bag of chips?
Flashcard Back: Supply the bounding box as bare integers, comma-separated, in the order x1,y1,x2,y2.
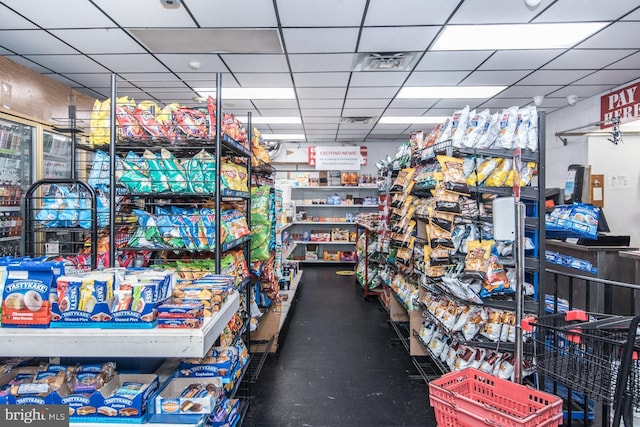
495,106,519,149
464,109,491,148
438,156,468,194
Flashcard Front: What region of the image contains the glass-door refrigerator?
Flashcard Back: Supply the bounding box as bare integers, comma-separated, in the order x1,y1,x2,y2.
0,116,34,257
42,130,73,179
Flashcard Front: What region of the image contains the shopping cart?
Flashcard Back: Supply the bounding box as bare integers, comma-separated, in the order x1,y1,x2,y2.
523,310,640,427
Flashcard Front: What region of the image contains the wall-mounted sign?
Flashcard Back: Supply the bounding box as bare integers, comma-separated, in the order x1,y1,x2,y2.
600,81,640,128
308,146,367,170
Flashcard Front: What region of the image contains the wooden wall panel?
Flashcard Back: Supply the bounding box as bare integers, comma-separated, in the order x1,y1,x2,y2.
0,56,96,125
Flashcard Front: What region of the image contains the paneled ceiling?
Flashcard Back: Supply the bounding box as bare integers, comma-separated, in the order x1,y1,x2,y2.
1,0,639,143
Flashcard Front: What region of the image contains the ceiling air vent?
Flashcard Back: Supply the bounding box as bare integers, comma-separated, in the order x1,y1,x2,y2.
340,117,374,124
354,52,416,71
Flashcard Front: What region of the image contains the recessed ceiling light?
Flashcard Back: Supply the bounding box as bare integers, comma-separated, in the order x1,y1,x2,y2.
237,116,301,124
432,23,607,50
193,88,295,99
398,86,506,99
379,116,448,124
261,133,306,140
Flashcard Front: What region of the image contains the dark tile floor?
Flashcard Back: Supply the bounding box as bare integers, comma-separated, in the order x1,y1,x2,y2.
244,266,437,427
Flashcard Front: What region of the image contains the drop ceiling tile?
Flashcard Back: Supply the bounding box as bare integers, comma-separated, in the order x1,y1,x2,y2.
349,71,409,87
607,51,640,69
0,5,37,29
4,56,52,73
415,51,493,71
265,125,304,132
235,73,293,87
461,70,530,86
177,74,239,89
477,98,531,109
388,98,438,109
517,69,593,85
298,99,344,109
23,54,108,73
346,87,399,99
92,0,195,27
544,49,636,70
276,0,366,26
188,0,277,26
341,108,385,116
577,22,640,49
53,73,112,88
479,50,564,70
343,99,390,109
532,0,637,22
573,69,640,85
145,91,198,102
365,0,459,25
121,72,194,88
548,85,612,98
155,54,227,73
338,129,372,135
297,87,347,99
52,29,145,54
533,97,577,108
358,26,440,53
44,74,84,88
293,72,351,87
495,85,563,98
621,7,640,20
252,100,299,110
0,30,77,55
221,54,288,73
432,99,485,109
384,108,428,115
284,28,358,54
253,109,301,116
300,109,341,117
90,54,168,73
449,0,556,24
289,54,356,72
303,117,342,124
3,0,113,28
424,108,458,116
304,124,339,131
215,100,255,109
404,71,468,86
371,126,410,133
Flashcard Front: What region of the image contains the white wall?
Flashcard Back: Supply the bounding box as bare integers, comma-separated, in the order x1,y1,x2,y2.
587,135,640,246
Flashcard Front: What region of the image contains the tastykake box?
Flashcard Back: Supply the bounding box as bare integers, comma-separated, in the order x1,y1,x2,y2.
149,377,223,424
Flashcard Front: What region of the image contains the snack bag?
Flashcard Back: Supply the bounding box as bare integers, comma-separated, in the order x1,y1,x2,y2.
514,106,532,149
527,106,539,151
484,158,512,187
157,103,180,139
160,149,188,193
494,106,519,149
87,150,111,190
464,109,490,148
221,162,249,192
476,112,500,148
437,156,468,194
173,108,208,138
464,240,495,276
451,106,471,148
116,102,147,140
143,150,170,193
194,150,217,192
467,158,501,187
134,101,164,138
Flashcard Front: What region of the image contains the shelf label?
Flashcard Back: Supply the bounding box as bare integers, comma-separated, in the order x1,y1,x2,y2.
308,146,366,170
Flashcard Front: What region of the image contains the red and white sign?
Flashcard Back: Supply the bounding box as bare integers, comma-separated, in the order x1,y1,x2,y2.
600,81,640,128
308,146,367,169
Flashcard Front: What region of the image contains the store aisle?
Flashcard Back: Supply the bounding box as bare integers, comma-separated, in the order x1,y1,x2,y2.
244,266,437,427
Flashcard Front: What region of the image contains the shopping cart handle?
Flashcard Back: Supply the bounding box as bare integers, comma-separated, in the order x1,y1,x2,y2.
565,310,588,322
521,316,535,332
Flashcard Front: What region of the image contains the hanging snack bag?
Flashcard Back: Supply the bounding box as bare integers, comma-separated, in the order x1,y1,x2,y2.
451,106,471,148
464,109,491,148
527,106,538,151
495,106,519,149
173,108,208,139
484,158,513,187
434,184,461,214
221,162,249,193
437,156,468,194
514,106,532,149
390,167,416,193
87,150,111,190
481,256,511,297
134,101,164,138
476,112,501,148
143,150,170,193
464,240,494,277
479,309,503,342
461,307,488,341
160,149,188,193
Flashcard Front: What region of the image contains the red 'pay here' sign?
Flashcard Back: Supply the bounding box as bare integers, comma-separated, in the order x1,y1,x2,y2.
600,81,640,128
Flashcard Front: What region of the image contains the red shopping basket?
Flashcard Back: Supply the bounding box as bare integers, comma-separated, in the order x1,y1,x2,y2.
429,368,563,427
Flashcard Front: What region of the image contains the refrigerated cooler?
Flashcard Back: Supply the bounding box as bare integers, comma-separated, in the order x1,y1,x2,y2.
0,116,33,256
42,130,73,179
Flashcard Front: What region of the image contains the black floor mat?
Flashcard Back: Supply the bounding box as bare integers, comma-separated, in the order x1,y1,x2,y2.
244,266,437,427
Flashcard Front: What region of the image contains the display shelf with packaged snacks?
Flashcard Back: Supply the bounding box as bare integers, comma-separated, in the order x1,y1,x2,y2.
364,108,547,387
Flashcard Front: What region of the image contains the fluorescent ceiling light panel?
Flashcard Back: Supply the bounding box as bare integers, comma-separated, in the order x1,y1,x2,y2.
237,116,301,124
433,23,607,50
261,133,306,140
398,86,505,98
379,116,448,124
193,88,295,99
